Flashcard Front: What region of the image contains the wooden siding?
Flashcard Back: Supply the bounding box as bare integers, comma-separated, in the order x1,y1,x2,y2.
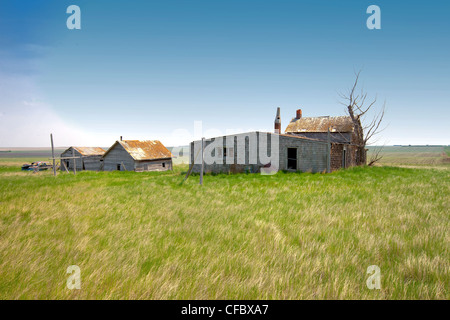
135,159,173,172
278,135,328,172
102,143,135,171
190,132,329,174
83,156,103,171
60,148,83,171
60,148,103,171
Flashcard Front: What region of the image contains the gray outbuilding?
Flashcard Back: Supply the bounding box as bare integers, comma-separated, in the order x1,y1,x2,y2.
60,147,106,171
190,131,330,174
101,140,173,172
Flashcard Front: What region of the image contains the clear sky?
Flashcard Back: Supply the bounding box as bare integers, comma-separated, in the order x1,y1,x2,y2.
0,0,448,147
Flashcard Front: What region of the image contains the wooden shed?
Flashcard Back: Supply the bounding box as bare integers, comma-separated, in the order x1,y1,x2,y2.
101,140,173,172
60,147,106,171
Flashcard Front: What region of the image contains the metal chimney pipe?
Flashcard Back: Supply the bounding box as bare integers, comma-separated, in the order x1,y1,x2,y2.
274,107,281,134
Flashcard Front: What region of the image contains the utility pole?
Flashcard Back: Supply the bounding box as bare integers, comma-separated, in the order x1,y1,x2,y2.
72,148,77,175
200,137,204,185
50,133,56,176
327,128,331,173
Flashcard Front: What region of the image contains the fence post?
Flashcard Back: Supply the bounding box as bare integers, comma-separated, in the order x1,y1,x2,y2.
200,137,204,185
327,128,331,173
50,133,56,176
72,148,77,175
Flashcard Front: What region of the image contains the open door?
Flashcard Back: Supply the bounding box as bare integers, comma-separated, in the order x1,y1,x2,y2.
287,148,297,170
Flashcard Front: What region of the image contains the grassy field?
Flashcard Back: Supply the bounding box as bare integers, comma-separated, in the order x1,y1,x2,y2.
0,154,448,299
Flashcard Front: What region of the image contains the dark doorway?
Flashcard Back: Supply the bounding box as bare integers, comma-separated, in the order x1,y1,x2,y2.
117,164,121,171
342,148,347,168
287,148,297,170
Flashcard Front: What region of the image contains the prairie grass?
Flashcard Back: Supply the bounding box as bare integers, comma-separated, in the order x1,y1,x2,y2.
0,160,448,299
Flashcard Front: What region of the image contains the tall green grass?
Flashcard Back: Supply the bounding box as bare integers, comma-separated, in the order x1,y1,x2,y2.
0,162,448,299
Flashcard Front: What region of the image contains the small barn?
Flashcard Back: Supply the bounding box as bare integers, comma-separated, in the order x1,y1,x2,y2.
101,140,173,172
285,109,367,170
60,147,106,171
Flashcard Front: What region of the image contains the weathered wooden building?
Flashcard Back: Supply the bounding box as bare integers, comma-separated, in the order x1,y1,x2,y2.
285,109,366,171
190,131,330,174
189,108,366,174
60,147,106,171
101,140,173,172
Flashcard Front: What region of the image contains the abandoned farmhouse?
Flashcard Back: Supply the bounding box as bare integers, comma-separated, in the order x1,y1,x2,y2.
190,108,366,174
60,139,173,172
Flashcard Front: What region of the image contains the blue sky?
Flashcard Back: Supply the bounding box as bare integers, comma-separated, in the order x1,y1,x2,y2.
0,0,449,147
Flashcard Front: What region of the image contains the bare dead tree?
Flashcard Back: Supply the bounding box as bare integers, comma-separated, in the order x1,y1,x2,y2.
367,145,384,166
339,70,386,166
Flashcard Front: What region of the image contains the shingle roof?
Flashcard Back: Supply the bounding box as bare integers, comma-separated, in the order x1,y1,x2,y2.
69,147,105,156
285,116,355,133
106,140,173,161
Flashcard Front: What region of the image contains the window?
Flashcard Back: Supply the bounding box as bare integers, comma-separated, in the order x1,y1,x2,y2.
287,148,297,170
220,147,234,158
162,163,165,168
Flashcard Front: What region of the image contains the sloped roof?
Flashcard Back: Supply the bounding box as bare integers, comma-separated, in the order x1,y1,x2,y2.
285,116,355,133
104,140,173,161
63,147,106,156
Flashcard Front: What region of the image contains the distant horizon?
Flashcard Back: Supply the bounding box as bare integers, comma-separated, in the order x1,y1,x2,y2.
1,144,449,150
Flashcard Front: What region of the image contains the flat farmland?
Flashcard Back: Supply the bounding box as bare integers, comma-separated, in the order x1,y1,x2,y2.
367,146,450,167
0,150,448,299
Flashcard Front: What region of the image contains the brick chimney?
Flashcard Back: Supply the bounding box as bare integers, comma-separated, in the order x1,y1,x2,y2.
296,109,302,119
274,107,281,134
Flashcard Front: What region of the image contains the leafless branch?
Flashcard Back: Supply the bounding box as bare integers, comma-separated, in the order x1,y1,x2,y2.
341,70,387,149
368,145,384,166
